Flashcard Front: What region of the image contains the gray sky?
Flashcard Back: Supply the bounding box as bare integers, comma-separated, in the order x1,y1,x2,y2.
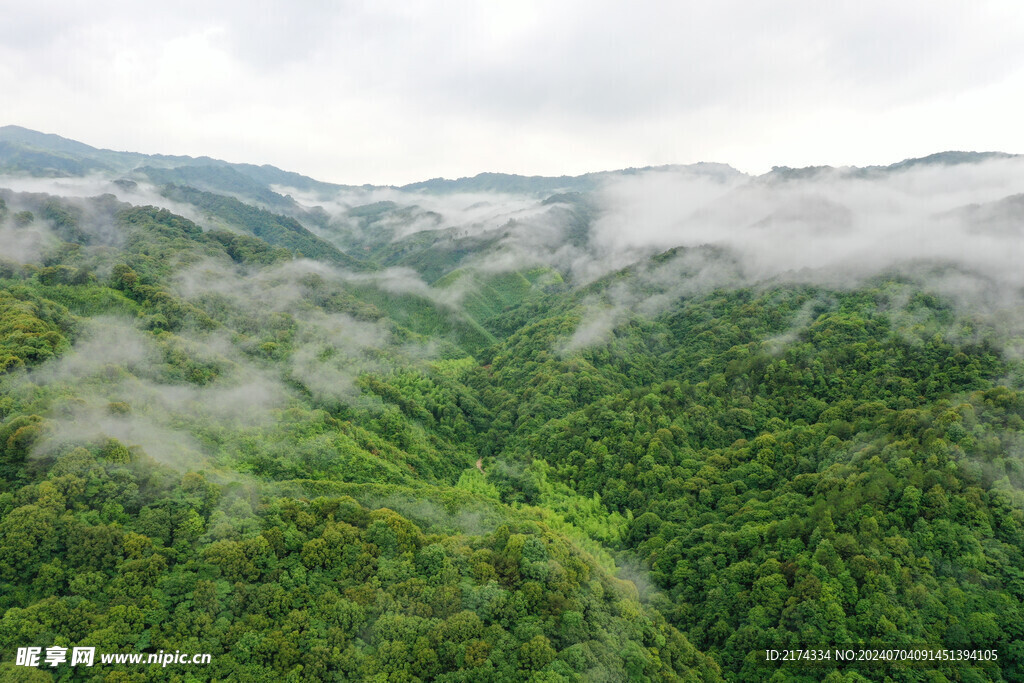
2,0,1023,185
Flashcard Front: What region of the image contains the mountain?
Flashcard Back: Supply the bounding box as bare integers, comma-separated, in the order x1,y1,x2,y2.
1,128,1023,681
399,162,745,195
940,192,1024,235
0,125,347,197
765,150,1020,183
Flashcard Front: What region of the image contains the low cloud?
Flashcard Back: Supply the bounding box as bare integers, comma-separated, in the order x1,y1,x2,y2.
16,317,290,469
288,310,391,403
0,175,210,234
0,220,57,264
172,257,442,404
559,157,1024,348
588,157,1024,285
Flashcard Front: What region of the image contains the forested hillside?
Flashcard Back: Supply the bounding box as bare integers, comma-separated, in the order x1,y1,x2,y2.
1,129,1023,681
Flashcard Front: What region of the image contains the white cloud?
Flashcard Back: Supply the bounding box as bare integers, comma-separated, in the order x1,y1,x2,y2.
1,1,1023,184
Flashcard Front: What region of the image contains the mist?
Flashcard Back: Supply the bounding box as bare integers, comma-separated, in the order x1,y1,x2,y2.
587,157,1024,283
0,174,210,231
171,256,446,406
278,184,548,241
268,158,1024,356
543,158,1024,349
0,219,56,264
11,317,291,471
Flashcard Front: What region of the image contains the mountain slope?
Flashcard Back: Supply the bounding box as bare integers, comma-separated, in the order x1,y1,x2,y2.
1,129,1023,680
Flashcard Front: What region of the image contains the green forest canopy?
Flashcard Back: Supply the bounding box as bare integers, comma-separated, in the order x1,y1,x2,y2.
0,164,1022,681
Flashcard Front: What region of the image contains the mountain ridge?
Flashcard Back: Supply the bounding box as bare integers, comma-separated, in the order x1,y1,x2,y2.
5,124,1017,193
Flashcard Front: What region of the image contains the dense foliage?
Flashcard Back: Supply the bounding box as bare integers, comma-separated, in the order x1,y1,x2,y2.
1,152,1022,682
476,285,1023,681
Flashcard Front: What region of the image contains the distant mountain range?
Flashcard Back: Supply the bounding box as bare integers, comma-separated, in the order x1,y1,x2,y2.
3,124,1016,197
3,125,1024,681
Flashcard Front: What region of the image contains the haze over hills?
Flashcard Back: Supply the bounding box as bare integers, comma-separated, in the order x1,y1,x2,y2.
1,128,1024,680
5,124,1017,196
0,124,748,197
5,124,1023,292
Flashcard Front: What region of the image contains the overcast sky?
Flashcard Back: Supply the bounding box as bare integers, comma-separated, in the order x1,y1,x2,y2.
2,1,1023,185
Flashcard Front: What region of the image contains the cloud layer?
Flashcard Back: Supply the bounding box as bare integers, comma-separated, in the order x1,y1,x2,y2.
2,2,1023,184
